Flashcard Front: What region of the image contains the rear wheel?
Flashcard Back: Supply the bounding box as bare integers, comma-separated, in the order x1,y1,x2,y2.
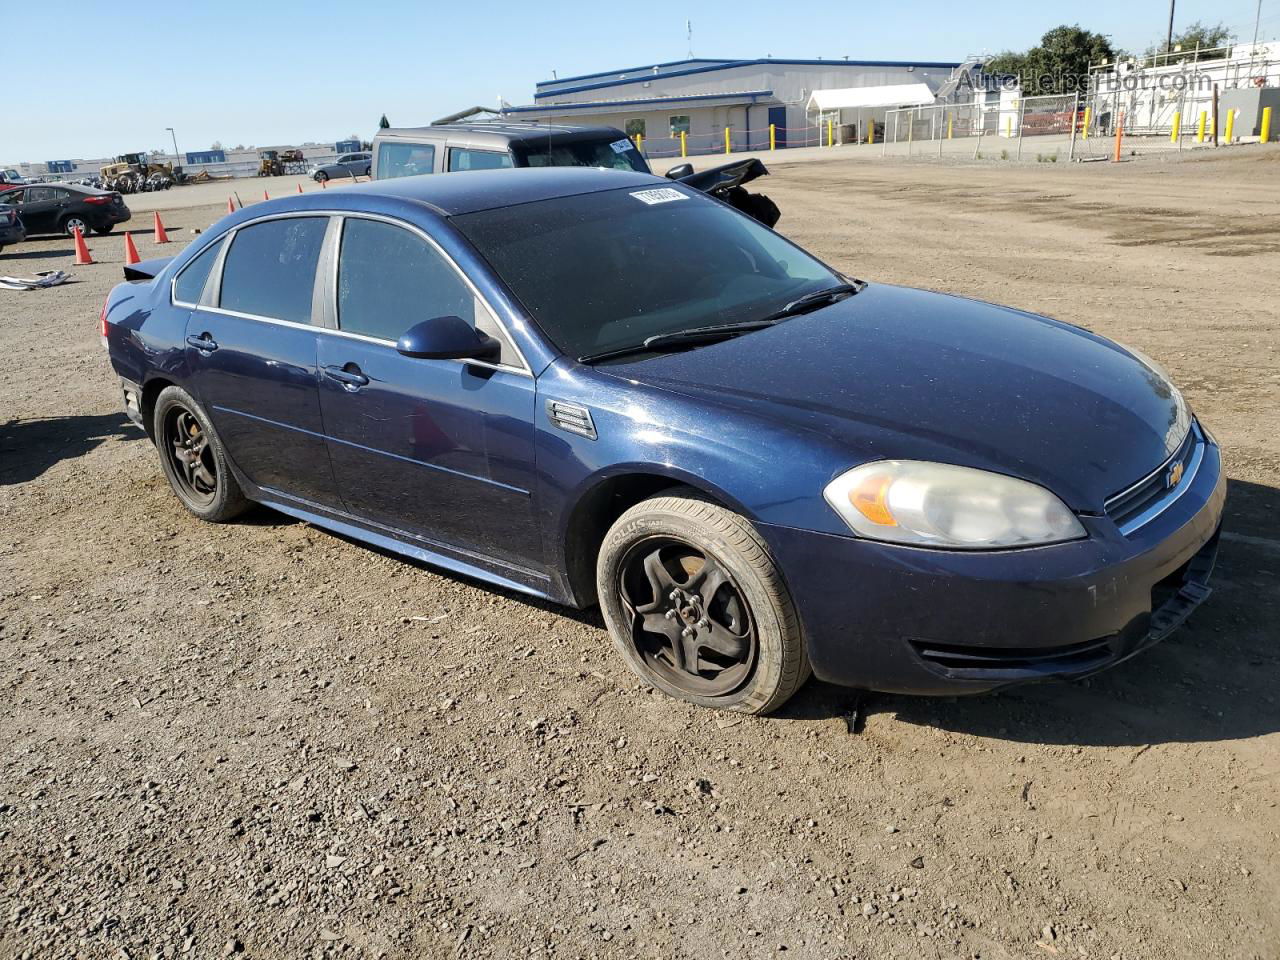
597,490,809,714
153,386,249,522
62,215,89,237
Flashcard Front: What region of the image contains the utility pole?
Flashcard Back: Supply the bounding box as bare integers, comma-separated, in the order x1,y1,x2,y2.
1165,0,1176,64
165,127,181,172
686,19,693,59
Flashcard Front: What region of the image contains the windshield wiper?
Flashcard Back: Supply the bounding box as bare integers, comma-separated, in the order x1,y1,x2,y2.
577,319,777,364
575,281,864,365
760,282,861,323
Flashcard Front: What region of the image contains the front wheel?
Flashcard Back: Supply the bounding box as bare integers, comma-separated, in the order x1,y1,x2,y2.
597,491,809,714
314,171,329,183
62,216,89,237
153,386,250,522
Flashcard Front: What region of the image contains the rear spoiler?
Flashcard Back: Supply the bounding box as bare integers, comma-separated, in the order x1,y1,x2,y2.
123,256,174,282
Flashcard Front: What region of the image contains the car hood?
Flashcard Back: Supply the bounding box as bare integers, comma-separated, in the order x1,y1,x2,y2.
603,283,1187,511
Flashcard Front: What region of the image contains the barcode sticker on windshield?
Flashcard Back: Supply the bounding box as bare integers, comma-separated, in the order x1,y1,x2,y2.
630,188,688,206
609,139,633,154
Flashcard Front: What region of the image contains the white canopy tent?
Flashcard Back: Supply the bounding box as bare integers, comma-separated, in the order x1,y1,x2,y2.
805,82,937,145
805,82,937,113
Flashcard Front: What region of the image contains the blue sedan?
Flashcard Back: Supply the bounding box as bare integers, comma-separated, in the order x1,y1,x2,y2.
102,168,1224,714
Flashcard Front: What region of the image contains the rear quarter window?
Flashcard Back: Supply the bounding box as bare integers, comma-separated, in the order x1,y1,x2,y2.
219,217,327,323
376,142,436,179
173,236,226,305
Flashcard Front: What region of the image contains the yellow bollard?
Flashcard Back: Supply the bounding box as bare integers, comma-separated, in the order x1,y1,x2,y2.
1196,110,1207,143
633,133,643,153
724,126,731,154
867,122,874,145
1263,106,1274,143
1170,110,1181,144
947,114,953,139
1082,105,1091,140
1005,116,1012,138
769,123,775,151
1225,109,1237,144
680,131,687,158
826,118,833,147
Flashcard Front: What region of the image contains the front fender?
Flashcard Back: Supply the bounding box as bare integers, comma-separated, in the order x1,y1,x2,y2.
533,359,855,601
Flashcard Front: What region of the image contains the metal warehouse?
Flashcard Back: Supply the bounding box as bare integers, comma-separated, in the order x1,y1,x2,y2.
500,56,973,156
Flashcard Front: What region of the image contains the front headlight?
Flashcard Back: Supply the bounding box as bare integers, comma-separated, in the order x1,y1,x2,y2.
823,461,1086,550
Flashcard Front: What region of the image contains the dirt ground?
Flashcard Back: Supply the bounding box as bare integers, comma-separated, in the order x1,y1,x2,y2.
2,149,1278,960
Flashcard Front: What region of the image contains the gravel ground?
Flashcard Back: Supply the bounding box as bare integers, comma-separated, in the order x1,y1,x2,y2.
2,150,1278,960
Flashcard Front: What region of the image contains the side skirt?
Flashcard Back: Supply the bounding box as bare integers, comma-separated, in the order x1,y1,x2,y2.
256,489,561,604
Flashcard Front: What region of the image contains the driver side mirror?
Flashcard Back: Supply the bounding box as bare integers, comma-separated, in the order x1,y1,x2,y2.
664,163,694,180
396,315,501,362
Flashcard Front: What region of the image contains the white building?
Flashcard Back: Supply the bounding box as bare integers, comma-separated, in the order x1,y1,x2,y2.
500,57,973,157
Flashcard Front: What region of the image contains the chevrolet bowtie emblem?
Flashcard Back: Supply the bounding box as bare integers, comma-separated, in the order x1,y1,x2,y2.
1167,460,1185,489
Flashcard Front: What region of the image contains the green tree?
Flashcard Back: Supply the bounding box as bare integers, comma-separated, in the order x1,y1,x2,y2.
378,114,390,129
986,24,1116,94
1146,21,1233,62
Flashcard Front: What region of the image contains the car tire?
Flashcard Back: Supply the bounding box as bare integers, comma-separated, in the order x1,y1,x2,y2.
364,166,371,177
94,225,114,236
153,386,250,523
597,489,810,714
61,215,89,237
314,171,329,183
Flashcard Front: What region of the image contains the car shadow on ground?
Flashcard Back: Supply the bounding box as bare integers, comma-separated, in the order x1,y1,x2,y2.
0,413,143,485
778,478,1280,747
1,248,76,261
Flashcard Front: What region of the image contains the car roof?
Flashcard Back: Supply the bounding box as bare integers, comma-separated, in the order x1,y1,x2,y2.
345,166,666,216
7,182,109,196
377,123,624,147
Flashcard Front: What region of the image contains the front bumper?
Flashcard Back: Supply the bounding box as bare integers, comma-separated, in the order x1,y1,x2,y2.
0,223,24,244
757,436,1227,696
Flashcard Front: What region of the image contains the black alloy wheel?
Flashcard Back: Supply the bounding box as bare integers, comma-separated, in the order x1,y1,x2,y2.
163,405,218,507
617,536,758,698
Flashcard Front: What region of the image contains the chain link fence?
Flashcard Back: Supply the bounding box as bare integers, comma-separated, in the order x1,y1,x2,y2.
880,94,1083,162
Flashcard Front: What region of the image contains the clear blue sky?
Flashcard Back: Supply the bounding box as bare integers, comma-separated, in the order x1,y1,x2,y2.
9,0,1276,161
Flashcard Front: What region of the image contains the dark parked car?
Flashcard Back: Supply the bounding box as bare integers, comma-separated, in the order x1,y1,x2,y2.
312,152,372,182
102,169,1224,714
372,122,779,227
0,204,24,250
0,183,131,237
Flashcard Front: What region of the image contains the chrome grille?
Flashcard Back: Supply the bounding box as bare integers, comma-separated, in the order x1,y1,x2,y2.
1105,422,1202,536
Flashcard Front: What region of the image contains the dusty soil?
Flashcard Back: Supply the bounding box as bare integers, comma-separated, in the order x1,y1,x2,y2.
2,150,1279,960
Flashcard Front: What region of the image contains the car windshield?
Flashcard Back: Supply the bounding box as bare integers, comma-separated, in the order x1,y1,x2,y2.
512,137,648,174
453,184,840,361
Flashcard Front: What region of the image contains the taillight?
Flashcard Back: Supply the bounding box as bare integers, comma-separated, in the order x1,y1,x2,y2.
100,300,109,338
83,195,112,205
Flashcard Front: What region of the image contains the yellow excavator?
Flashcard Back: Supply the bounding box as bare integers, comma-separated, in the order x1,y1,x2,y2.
100,153,175,193
257,149,307,177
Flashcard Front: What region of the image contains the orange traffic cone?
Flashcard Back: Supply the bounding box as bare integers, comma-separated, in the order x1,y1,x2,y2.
227,196,236,214
72,226,94,265
297,183,303,194
153,212,171,244
320,179,327,189
123,232,141,265
262,190,269,202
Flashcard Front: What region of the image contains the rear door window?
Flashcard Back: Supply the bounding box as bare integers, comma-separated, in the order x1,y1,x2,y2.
173,236,226,306
376,142,436,179
219,217,327,324
447,148,514,172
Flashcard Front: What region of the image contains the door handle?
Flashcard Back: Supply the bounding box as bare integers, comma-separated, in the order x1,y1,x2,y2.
323,365,370,391
186,333,218,353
